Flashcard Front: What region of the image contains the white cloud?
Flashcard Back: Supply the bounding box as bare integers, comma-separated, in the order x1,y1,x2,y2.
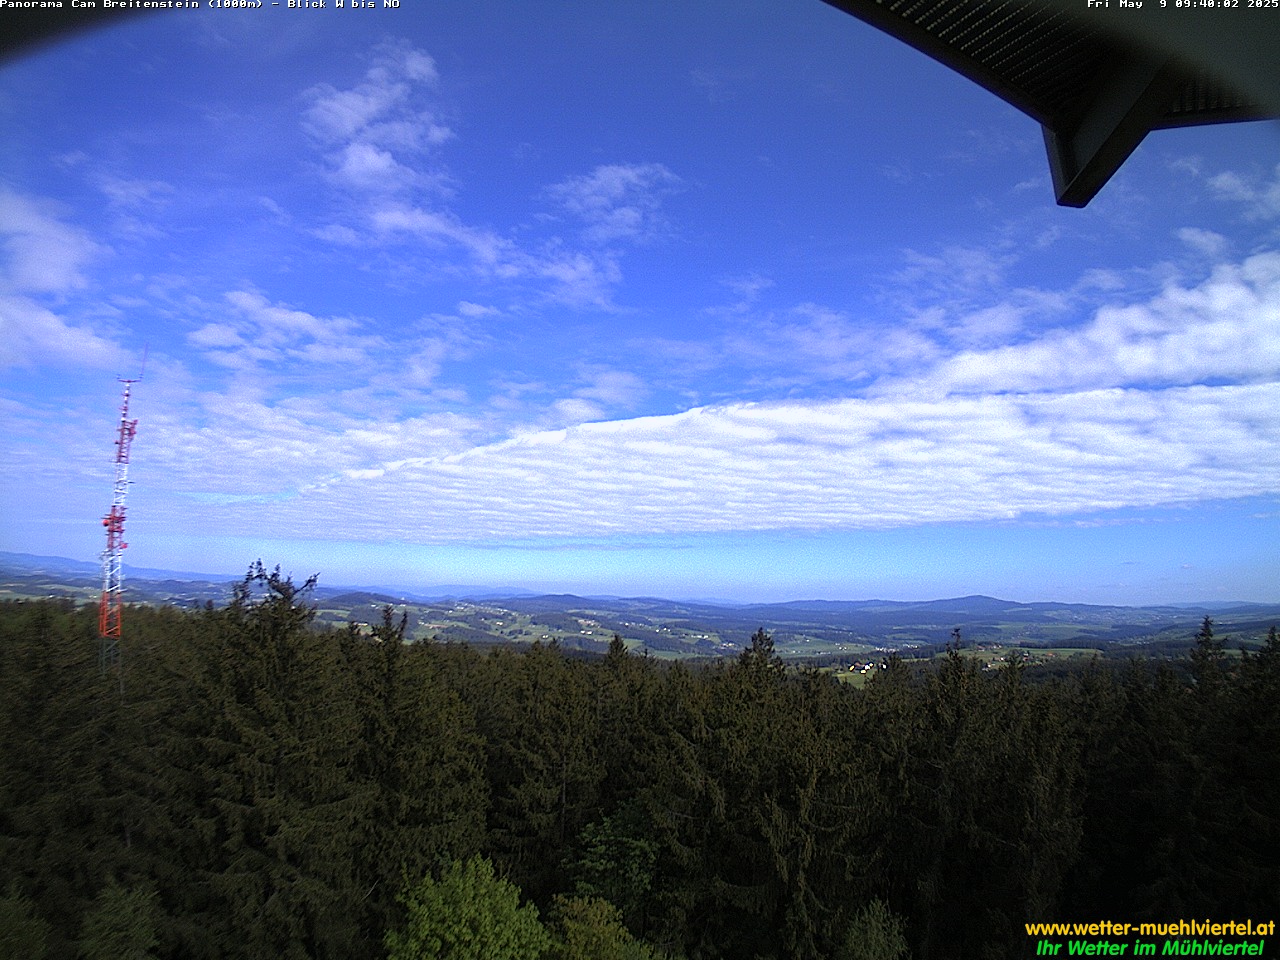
0,189,122,370
305,82,405,143
550,397,606,424
138,396,482,508
575,368,648,408
369,203,624,306
544,163,682,245
651,299,943,395
0,189,106,294
1208,163,1280,219
932,252,1280,395
878,243,1083,351
304,42,452,195
190,382,1280,543
0,295,123,370
1177,227,1228,259
305,43,442,140
224,290,353,343
457,301,500,318
371,205,511,265
311,224,363,245
188,322,245,349
538,368,650,428
147,248,1280,545
184,290,380,375
718,303,933,386
718,273,773,312
531,248,622,307
946,303,1032,347
302,46,656,308
333,143,416,192
893,245,1012,303
97,176,173,211
395,339,456,389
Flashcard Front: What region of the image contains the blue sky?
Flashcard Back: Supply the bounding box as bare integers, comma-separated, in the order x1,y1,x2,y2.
2,0,1278,604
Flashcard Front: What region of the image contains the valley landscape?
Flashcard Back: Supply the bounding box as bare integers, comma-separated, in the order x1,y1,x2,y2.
5,551,1277,665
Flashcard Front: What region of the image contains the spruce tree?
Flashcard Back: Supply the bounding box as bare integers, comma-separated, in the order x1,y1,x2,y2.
77,881,161,960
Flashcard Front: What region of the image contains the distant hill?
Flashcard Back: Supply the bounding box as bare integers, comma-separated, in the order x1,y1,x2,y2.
0,553,536,603
2,552,1278,659
0,551,232,584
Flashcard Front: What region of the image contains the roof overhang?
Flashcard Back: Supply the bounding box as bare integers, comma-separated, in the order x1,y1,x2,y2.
822,0,1280,205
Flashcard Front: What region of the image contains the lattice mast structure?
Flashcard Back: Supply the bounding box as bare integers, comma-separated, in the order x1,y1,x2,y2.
99,373,141,676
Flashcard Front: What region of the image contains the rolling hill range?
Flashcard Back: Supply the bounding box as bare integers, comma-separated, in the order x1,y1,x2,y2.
3,551,1278,660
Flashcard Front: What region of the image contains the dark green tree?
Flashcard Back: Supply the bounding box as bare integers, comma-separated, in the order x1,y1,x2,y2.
594,635,661,809
338,609,487,953
569,804,657,933
0,599,139,959
1264,624,1280,658
866,645,1081,959
737,627,783,678
0,881,51,959
76,881,161,960
1191,616,1226,686
153,564,363,958
471,643,603,901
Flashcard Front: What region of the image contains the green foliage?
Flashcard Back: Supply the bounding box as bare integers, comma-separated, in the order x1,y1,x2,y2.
0,882,51,959
3,577,1280,960
1194,615,1221,653
837,900,910,960
170,563,364,957
547,896,661,960
339,608,487,947
569,805,657,930
0,599,137,959
385,857,550,960
737,626,783,677
77,881,160,960
471,643,602,901
1191,615,1226,686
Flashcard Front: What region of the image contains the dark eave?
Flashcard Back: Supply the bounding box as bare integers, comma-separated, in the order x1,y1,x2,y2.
822,0,1279,206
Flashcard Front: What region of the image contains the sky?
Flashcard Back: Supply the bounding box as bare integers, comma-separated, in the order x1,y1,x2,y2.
1,0,1278,605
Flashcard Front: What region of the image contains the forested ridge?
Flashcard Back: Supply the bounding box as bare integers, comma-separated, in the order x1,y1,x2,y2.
2,565,1278,960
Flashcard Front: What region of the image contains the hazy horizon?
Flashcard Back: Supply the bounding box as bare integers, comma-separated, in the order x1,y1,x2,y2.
5,549,1279,611
3,1,1278,607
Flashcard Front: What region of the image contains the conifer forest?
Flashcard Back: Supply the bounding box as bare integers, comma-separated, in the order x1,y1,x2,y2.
2,564,1278,960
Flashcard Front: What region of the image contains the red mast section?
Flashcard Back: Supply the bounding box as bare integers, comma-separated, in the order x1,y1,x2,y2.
99,374,140,660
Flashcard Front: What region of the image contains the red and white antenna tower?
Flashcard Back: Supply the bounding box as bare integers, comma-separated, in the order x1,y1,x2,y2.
99,356,143,677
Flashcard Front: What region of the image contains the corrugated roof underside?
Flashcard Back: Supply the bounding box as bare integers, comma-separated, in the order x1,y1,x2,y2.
1160,71,1267,125
873,0,1105,120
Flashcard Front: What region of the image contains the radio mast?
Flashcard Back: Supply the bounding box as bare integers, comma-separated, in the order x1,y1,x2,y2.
99,362,142,681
